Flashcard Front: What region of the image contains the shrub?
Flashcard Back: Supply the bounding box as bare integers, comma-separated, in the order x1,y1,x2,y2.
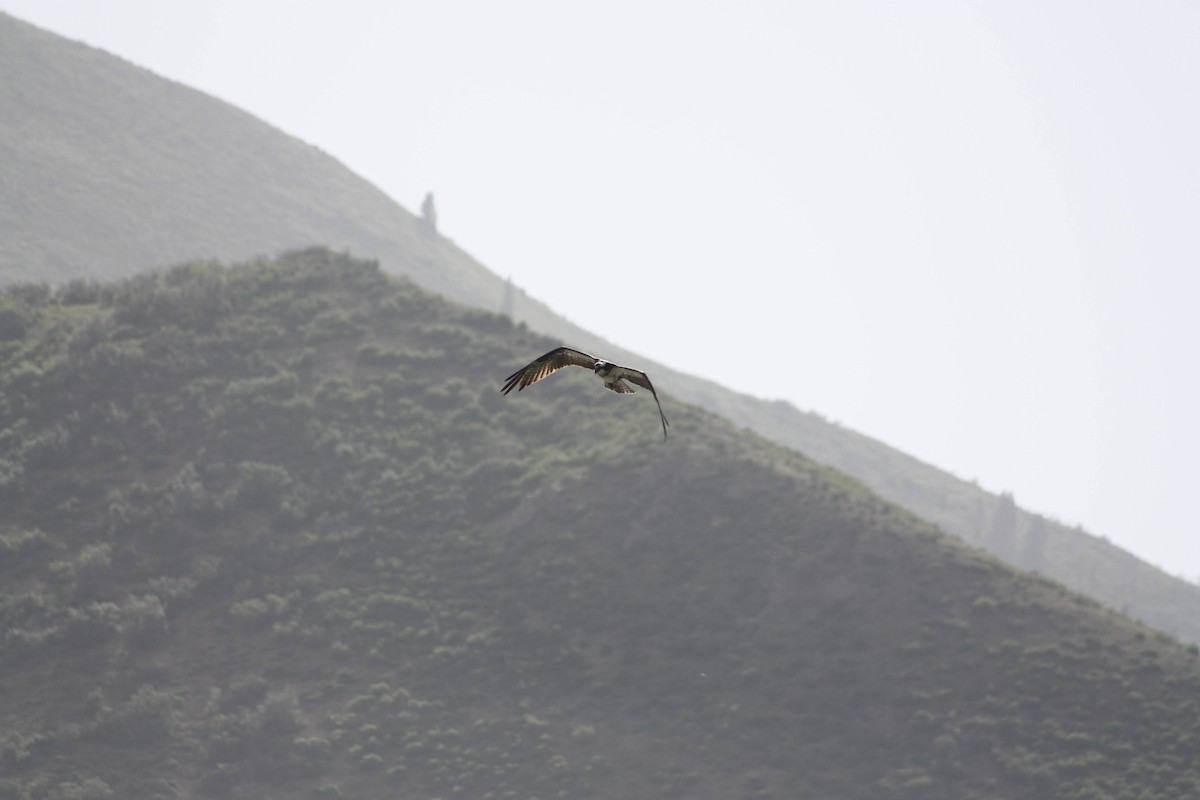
0,296,31,342
251,690,304,739
234,462,294,511
120,594,168,646
0,528,50,558
973,595,999,613
105,685,177,747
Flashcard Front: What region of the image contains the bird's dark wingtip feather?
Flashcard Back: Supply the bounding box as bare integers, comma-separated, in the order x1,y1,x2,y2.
500,366,528,395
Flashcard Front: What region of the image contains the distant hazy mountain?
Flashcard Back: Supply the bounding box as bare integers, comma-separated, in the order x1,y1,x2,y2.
3,10,1197,645
3,250,1200,798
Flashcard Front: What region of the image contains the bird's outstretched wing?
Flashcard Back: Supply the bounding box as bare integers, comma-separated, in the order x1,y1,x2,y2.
611,365,670,439
501,347,596,395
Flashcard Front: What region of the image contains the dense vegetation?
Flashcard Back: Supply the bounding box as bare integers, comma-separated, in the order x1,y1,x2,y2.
3,9,1198,646
2,250,1200,799
728,394,1200,646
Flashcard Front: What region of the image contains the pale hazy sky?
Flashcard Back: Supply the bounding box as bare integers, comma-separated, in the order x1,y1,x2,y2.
4,1,1198,581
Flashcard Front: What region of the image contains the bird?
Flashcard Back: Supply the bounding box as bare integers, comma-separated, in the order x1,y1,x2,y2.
501,346,670,439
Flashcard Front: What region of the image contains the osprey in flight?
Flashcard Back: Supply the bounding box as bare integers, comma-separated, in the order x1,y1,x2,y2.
502,347,670,438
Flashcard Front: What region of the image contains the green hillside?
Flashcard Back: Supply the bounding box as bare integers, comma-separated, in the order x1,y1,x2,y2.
3,250,1200,799
2,10,1198,646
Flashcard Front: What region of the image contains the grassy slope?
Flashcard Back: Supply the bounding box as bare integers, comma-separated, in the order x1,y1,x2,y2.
2,11,1197,647
0,12,482,307
2,250,1200,800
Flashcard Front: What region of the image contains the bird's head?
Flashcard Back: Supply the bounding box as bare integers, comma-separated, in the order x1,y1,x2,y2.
593,360,609,374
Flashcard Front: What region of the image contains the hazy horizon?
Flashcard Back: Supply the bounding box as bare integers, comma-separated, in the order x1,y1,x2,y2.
2,1,1196,581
